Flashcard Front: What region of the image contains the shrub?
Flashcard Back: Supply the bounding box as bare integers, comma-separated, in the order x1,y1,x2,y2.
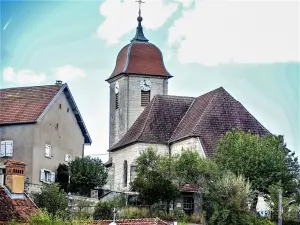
119,207,149,219
93,201,114,220
282,220,300,225
32,183,68,216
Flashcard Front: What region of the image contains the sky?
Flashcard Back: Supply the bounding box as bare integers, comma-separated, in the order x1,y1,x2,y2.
0,0,299,162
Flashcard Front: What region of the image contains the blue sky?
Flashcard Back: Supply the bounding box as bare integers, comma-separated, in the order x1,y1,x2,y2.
1,0,299,161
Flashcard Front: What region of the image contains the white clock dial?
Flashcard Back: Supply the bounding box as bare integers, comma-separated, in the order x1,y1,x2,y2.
140,79,151,91
114,82,119,94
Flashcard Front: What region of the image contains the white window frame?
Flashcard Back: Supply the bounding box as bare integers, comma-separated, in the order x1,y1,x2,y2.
0,140,13,157
40,169,55,183
45,144,51,158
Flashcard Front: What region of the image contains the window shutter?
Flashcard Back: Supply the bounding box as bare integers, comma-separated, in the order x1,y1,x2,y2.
5,141,13,157
50,172,55,183
40,169,45,182
0,141,5,157
45,145,51,158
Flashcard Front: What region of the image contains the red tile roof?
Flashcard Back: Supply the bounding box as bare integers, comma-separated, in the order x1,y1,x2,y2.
109,87,270,157
107,42,172,81
0,84,92,144
0,187,38,223
92,218,169,225
0,85,61,125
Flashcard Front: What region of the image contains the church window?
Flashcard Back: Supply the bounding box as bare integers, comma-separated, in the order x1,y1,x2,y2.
141,90,150,107
123,160,128,187
116,93,119,109
130,165,136,182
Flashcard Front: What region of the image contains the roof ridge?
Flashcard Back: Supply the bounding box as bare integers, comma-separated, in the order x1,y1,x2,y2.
123,42,134,73
137,95,157,141
0,84,61,91
169,98,196,144
191,89,220,136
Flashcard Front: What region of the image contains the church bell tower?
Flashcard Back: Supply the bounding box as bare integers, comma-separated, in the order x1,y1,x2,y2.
106,1,173,147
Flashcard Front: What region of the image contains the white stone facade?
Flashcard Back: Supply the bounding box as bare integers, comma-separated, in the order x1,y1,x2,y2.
107,138,206,192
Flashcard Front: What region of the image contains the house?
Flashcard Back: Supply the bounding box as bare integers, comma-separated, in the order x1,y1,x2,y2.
0,81,91,191
102,7,270,213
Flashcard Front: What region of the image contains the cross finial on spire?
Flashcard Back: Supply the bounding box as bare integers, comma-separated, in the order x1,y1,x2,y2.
131,0,148,42
136,0,145,17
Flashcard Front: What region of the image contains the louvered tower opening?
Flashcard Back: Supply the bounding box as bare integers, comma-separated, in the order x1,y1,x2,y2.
141,91,150,107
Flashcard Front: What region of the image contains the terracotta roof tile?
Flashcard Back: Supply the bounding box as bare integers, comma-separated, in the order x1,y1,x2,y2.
108,42,171,81
0,85,61,125
0,187,38,223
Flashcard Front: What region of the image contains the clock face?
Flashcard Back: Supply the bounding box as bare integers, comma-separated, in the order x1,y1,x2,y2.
140,79,151,91
114,82,119,94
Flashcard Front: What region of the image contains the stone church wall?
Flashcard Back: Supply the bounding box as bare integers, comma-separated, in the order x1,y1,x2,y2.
171,137,206,157
110,142,168,191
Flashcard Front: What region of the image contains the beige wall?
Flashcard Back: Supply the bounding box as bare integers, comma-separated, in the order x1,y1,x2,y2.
32,92,84,184
109,143,168,191
0,124,35,179
0,91,85,185
171,137,206,158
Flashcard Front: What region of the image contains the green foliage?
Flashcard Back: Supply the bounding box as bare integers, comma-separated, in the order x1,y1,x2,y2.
56,163,69,192
282,220,300,225
206,172,254,225
214,130,300,209
119,207,149,219
131,148,179,205
93,201,114,220
27,209,91,225
32,183,68,216
56,156,108,196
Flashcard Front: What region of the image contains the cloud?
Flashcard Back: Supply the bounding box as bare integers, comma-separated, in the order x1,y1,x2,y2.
53,65,86,82
3,67,47,85
97,0,179,44
168,1,300,66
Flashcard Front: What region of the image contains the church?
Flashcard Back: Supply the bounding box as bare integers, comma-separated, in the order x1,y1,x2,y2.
103,6,269,194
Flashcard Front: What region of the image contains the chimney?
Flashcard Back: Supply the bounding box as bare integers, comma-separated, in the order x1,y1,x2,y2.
55,80,63,85
4,160,26,194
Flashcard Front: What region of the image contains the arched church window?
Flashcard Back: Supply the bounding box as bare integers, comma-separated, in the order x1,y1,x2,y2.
123,160,128,187
130,165,136,182
141,91,150,107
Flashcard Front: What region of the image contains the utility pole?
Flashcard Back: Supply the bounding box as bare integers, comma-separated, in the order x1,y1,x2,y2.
278,189,282,225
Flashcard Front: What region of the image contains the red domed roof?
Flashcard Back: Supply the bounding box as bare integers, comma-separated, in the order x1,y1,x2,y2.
107,41,172,81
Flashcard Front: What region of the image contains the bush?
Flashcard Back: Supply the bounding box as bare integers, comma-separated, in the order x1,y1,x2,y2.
119,207,149,219
32,184,68,216
282,220,300,225
93,201,114,220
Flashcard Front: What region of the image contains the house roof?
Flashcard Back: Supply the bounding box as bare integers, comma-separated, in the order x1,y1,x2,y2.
92,218,169,225
0,187,38,223
109,87,270,156
0,84,92,144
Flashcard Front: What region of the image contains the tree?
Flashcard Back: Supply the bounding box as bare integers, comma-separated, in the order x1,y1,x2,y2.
56,156,108,196
205,172,254,225
33,183,68,215
214,130,300,210
131,148,179,205
56,163,69,192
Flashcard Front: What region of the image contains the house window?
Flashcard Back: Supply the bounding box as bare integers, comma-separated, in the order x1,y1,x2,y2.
116,93,119,109
67,108,70,112
130,165,136,182
0,140,13,157
40,169,55,183
141,90,150,106
45,144,51,158
55,123,59,130
123,160,128,187
59,104,62,109
183,196,194,214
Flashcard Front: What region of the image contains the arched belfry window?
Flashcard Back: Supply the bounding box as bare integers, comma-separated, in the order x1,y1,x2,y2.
141,90,150,107
123,160,128,187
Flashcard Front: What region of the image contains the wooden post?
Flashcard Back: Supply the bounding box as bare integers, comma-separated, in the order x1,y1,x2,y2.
278,189,282,225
